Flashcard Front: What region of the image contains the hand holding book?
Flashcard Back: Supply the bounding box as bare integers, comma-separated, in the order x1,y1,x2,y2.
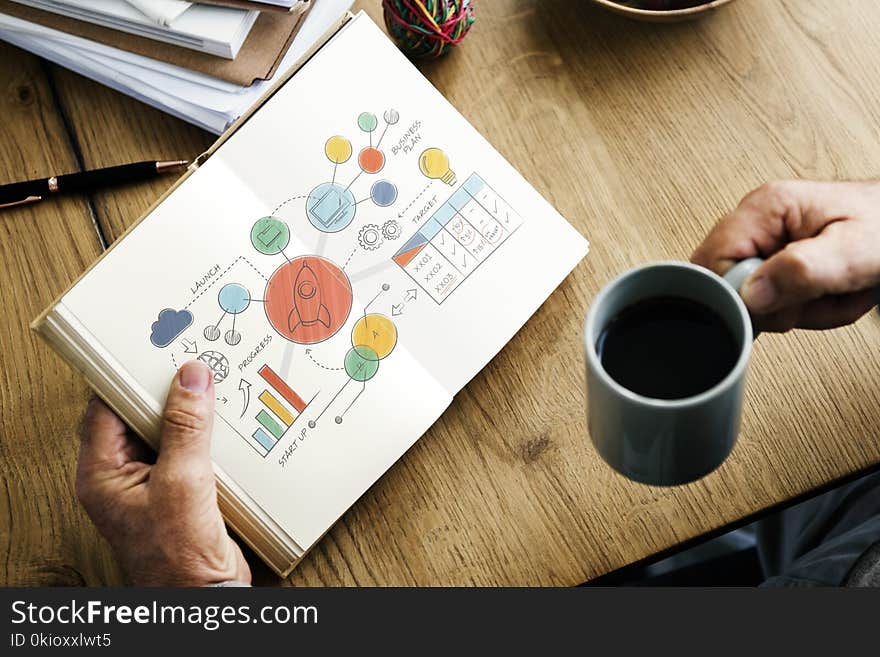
78,362,252,587
34,14,588,575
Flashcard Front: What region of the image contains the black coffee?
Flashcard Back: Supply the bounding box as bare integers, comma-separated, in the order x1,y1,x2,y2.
596,296,739,400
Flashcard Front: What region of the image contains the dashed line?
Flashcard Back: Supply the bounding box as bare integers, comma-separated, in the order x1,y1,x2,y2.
307,351,343,371
184,256,268,309
240,255,269,282
398,182,433,217
342,247,357,270
185,258,241,308
272,194,308,215
171,353,178,370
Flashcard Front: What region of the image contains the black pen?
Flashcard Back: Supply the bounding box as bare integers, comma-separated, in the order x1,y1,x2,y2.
0,160,190,210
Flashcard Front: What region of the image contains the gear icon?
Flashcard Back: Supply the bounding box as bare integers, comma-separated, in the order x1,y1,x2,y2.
358,224,383,250
381,219,402,240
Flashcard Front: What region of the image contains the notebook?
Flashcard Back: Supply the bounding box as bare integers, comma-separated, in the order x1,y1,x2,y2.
11,0,258,58
33,11,589,576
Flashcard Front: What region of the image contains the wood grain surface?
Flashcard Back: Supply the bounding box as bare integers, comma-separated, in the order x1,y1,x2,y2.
0,45,117,585
3,0,880,586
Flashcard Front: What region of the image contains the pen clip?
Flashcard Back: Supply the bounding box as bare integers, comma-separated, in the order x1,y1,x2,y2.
0,195,41,209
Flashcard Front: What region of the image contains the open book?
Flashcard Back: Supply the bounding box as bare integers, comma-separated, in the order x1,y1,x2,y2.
34,12,589,576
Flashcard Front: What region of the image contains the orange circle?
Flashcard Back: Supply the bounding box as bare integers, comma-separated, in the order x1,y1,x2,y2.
264,256,352,344
358,147,385,174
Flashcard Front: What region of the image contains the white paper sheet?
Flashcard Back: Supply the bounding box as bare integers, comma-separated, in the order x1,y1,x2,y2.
125,0,192,27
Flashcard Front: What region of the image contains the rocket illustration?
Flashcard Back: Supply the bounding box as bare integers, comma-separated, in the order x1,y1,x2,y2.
288,260,331,333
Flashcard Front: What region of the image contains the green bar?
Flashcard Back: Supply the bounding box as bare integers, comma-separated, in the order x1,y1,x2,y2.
256,409,285,440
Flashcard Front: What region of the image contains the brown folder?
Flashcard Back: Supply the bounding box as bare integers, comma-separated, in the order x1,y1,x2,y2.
0,0,312,86
194,1,305,12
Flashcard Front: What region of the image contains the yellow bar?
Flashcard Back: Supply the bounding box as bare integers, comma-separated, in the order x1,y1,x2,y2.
259,390,295,426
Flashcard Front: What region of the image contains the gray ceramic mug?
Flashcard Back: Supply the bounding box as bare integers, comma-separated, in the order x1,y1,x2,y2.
584,258,763,486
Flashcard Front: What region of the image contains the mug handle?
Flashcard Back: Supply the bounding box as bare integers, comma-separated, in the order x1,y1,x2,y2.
721,256,764,337
722,257,764,293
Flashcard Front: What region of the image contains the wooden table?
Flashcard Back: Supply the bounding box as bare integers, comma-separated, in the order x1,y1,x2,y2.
3,0,880,586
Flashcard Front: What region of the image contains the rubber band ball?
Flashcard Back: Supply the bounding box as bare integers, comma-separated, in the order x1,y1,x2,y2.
382,0,475,59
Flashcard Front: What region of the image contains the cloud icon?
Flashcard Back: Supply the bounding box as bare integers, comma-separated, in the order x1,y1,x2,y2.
150,308,193,348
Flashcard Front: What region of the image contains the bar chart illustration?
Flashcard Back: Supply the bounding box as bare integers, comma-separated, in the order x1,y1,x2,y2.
248,364,313,457
392,173,524,303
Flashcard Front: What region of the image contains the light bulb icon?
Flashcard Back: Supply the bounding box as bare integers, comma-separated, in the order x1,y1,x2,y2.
419,148,457,186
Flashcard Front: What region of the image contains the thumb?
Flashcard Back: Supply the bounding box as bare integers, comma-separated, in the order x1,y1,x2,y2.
740,223,858,314
156,360,215,476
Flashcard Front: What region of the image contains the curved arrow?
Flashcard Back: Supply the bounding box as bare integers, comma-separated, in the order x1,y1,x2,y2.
305,348,343,371
239,379,251,418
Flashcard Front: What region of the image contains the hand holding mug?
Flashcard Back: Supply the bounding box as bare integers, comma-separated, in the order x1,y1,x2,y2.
586,180,880,486
691,180,880,332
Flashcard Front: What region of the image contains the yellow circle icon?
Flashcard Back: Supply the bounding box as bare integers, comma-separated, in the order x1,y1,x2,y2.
352,314,397,360
325,135,352,164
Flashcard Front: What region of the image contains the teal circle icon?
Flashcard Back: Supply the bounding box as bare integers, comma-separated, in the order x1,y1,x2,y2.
344,345,379,382
357,112,378,133
250,216,290,255
307,182,357,233
218,283,250,314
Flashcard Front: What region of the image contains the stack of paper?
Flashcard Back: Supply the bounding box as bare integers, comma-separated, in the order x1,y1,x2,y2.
12,0,260,58
0,0,353,134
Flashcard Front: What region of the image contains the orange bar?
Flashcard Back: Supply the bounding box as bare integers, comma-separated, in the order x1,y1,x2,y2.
258,364,307,413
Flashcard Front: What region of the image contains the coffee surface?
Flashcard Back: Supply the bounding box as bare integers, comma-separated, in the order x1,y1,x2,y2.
597,296,739,400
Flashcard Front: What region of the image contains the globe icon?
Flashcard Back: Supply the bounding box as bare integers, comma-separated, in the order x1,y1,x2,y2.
197,350,230,384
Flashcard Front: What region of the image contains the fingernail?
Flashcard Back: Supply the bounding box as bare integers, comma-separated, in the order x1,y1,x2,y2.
742,276,777,312
180,361,211,393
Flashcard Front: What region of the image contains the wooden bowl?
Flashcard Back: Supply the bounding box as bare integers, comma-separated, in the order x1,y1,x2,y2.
588,0,736,22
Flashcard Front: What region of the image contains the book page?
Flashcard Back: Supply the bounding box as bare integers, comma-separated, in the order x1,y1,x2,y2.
63,157,451,550
220,13,589,394
61,12,586,550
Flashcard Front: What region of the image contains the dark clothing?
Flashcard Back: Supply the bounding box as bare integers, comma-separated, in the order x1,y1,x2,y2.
847,540,880,586
759,471,880,587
